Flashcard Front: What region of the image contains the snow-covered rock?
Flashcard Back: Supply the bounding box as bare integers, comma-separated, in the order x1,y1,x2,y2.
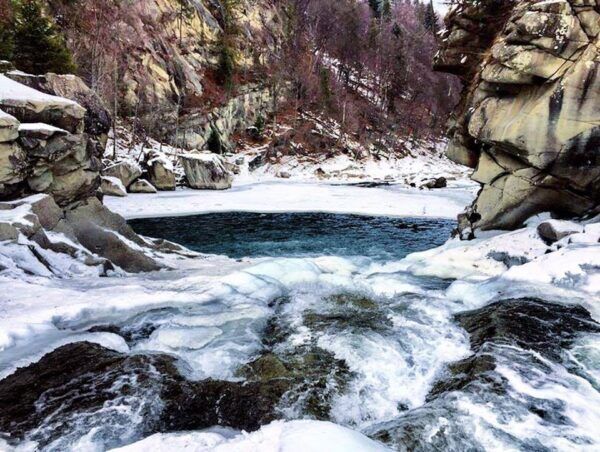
129,179,157,194
180,152,233,190
101,176,128,197
0,74,85,133
0,109,19,142
144,150,176,191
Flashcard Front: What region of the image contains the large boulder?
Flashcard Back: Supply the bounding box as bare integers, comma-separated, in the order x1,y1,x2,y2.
0,75,85,134
180,152,233,190
0,76,101,206
435,0,600,235
6,72,112,158
128,179,157,194
0,110,19,142
101,176,128,197
143,150,176,191
104,161,143,188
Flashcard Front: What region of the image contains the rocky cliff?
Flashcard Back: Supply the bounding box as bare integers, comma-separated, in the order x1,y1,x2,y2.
435,0,599,237
47,0,284,147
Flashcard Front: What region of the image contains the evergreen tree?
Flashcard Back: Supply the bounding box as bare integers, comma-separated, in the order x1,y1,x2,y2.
368,0,381,18
423,0,439,35
12,0,76,74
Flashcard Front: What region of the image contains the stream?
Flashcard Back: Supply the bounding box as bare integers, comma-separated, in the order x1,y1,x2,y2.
1,213,599,451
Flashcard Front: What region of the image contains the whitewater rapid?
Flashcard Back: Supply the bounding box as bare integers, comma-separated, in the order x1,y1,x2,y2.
1,210,599,451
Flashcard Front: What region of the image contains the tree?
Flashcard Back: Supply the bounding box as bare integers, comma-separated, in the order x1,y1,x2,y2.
12,0,76,74
423,0,439,35
0,0,15,61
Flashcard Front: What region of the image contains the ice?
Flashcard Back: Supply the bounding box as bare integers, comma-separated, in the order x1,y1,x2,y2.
110,420,392,452
106,181,476,221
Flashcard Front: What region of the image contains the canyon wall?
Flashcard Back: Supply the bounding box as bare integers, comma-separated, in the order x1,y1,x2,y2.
436,0,599,237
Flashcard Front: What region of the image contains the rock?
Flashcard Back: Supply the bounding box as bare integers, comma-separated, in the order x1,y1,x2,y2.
128,179,157,194
537,219,584,243
0,75,85,134
61,197,162,272
0,60,15,73
0,222,19,241
101,176,128,197
421,177,447,189
0,342,289,449
180,153,233,190
0,109,19,142
104,161,143,188
276,171,291,179
10,194,63,230
435,0,600,234
143,151,176,191
0,76,101,205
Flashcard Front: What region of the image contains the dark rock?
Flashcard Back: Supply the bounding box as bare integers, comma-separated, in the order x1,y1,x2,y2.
0,342,290,449
537,220,583,244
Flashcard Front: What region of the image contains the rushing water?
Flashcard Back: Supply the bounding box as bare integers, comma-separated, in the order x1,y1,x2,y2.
1,213,599,451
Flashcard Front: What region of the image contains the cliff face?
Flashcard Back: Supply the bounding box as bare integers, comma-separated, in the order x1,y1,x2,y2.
435,0,600,236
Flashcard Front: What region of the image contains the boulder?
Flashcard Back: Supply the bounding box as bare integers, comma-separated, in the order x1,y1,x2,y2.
0,75,85,134
143,151,176,191
61,197,162,272
101,176,128,197
435,0,600,235
0,76,101,205
128,179,157,194
104,161,143,188
537,219,584,243
421,177,447,189
0,110,19,142
0,342,289,448
6,72,111,158
180,153,233,190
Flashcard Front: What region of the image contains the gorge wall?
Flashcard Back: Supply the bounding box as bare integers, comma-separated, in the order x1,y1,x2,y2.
436,0,600,237
47,0,285,149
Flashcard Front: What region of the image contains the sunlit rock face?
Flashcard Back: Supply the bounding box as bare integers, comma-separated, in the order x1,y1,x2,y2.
435,0,600,236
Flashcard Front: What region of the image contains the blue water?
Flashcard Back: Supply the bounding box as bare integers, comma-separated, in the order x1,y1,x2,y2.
129,212,455,260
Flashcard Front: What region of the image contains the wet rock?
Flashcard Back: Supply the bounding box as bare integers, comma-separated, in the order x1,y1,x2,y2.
128,179,157,194
537,219,584,244
428,299,600,401
61,197,162,272
180,153,232,190
0,342,289,449
101,176,128,197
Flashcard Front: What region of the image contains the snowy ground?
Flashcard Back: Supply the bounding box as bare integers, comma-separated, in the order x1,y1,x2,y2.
106,181,477,220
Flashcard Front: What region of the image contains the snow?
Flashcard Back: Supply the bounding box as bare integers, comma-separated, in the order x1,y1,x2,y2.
0,74,82,110
18,122,68,134
110,420,392,452
105,181,477,220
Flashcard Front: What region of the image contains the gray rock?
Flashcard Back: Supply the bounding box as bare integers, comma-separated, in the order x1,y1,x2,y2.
436,0,600,235
143,151,176,191
128,179,157,194
180,153,233,190
104,161,143,188
62,197,161,272
101,176,127,197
